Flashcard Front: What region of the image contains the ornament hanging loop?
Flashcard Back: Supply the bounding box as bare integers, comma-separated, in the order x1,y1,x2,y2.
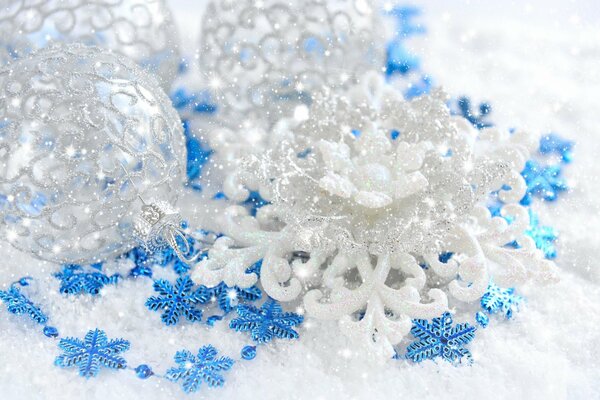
133,201,200,265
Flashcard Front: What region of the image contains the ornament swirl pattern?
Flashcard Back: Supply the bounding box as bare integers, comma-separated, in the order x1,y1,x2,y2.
0,44,186,264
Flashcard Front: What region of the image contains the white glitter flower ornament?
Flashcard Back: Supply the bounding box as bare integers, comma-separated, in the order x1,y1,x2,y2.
193,72,558,358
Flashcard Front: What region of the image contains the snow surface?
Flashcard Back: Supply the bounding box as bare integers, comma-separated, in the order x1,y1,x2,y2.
1,0,600,399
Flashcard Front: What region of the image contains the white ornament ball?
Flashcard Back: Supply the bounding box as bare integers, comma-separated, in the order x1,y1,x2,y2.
0,0,180,90
199,0,383,119
0,44,187,265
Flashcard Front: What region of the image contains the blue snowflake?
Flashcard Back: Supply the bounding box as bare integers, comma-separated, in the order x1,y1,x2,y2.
205,282,262,314
385,6,425,77
165,345,234,393
125,230,211,276
480,282,523,319
0,284,48,324
242,191,270,217
404,75,433,99
229,298,303,343
171,88,217,114
526,211,558,259
539,133,574,163
454,97,493,129
55,329,130,378
145,275,210,326
183,119,213,188
54,265,120,295
520,159,568,205
124,246,154,278
405,312,476,364
475,312,489,328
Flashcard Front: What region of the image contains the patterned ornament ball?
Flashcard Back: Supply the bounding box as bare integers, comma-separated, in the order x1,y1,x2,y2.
0,0,180,90
199,0,383,120
0,44,187,265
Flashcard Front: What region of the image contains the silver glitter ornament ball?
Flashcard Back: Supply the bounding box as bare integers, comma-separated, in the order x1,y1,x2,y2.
199,0,383,119
0,44,187,265
0,0,180,90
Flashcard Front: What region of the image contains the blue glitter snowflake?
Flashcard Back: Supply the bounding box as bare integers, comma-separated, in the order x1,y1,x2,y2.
454,97,493,129
385,6,425,77
539,133,574,163
205,282,262,314
124,246,154,278
54,265,120,295
55,329,130,378
171,88,217,114
242,191,270,217
165,345,234,393
405,312,476,364
404,75,433,99
480,282,523,319
520,160,568,205
183,120,213,188
475,312,489,328
0,284,48,324
229,298,303,343
526,211,558,259
145,275,210,326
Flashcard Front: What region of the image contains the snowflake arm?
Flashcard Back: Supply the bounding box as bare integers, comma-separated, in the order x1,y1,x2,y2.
525,211,558,259
0,285,48,324
539,133,574,163
55,329,130,378
206,282,262,314
520,160,568,205
54,265,120,295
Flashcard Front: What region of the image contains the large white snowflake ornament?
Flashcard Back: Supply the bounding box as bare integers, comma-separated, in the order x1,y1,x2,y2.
192,72,558,358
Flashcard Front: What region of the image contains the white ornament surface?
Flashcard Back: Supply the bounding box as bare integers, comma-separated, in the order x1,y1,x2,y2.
0,0,180,90
193,72,558,358
198,0,383,120
0,44,186,265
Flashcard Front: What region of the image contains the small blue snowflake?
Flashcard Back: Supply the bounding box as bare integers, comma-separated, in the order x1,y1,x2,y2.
184,120,213,187
404,75,433,99
526,212,558,259
385,6,425,77
539,133,574,163
165,345,234,393
124,246,154,278
54,265,120,296
205,282,262,314
229,298,303,343
242,191,270,217
405,312,476,364
55,329,130,378
475,312,489,328
454,97,493,129
0,284,48,324
520,160,568,205
171,88,217,114
480,282,523,319
145,275,210,326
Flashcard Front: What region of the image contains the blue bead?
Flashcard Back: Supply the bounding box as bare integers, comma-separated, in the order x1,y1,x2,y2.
18,277,32,287
241,345,257,361
43,326,59,338
135,364,154,379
